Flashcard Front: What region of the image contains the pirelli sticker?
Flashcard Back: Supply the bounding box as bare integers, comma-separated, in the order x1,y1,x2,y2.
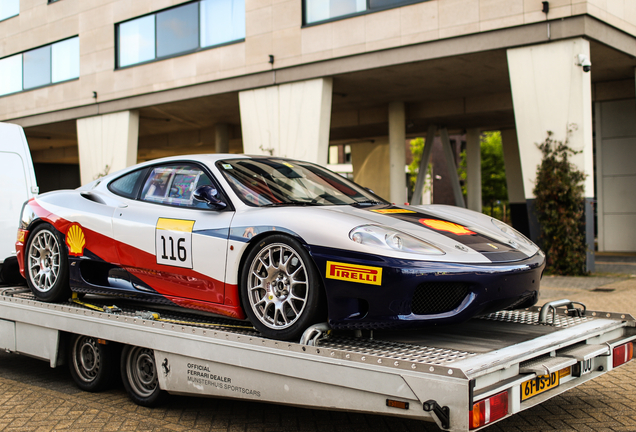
371,209,416,214
326,261,382,286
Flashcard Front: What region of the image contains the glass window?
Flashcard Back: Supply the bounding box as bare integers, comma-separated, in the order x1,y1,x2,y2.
118,15,155,68
305,0,424,24
23,46,51,90
305,0,366,24
52,37,79,82
0,0,19,21
217,158,387,207
0,36,79,97
156,2,199,58
116,0,245,68
109,168,147,199
141,165,213,208
0,54,22,96
200,0,245,47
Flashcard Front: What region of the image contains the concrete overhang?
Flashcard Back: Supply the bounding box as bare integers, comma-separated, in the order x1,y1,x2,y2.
8,14,636,162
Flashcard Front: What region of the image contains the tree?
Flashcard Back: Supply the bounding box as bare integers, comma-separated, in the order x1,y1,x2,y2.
480,132,508,220
458,132,509,221
407,137,431,202
533,131,587,275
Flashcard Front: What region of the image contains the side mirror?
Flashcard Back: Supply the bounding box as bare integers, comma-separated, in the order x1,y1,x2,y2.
193,185,227,210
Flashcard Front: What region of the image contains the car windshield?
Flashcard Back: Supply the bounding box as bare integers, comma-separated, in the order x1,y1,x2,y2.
216,158,388,207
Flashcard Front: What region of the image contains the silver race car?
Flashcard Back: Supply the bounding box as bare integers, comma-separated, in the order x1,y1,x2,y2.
17,155,544,340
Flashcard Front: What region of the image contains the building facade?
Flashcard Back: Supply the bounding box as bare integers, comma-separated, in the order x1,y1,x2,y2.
2,0,636,257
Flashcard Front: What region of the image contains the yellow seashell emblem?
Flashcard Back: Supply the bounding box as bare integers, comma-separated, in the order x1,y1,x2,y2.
66,224,86,256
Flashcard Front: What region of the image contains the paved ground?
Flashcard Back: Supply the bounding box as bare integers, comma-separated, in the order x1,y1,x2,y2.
2,265,636,431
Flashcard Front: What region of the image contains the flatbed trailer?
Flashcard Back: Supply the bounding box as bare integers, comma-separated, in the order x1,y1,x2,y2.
0,286,633,431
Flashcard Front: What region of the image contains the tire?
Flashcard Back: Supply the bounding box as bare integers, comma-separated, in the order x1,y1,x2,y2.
24,223,71,302
120,345,165,407
240,234,324,341
68,334,114,392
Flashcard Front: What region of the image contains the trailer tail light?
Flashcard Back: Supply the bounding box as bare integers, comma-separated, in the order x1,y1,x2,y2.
613,342,634,368
469,391,508,430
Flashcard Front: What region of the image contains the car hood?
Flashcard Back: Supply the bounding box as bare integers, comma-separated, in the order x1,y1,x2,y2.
232,204,540,264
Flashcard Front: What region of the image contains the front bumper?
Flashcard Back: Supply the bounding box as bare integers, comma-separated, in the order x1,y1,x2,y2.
310,246,545,330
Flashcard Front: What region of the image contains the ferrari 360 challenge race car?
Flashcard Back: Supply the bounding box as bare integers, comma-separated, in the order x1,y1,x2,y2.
16,154,545,340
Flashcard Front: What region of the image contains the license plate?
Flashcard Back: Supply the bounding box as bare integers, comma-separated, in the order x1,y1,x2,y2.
521,372,560,401
574,359,593,376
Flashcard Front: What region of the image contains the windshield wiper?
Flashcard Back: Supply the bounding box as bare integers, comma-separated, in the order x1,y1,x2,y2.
260,201,321,207
351,200,385,206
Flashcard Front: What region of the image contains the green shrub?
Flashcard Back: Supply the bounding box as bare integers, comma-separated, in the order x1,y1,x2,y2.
533,131,587,275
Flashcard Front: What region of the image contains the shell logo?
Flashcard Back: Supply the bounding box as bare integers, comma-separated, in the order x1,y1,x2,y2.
66,224,86,256
419,219,476,236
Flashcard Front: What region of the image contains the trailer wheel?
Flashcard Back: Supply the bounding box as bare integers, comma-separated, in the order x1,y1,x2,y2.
68,335,114,392
241,234,323,341
121,345,165,406
25,223,70,302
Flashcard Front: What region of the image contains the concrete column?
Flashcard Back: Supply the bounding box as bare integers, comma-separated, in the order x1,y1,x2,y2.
389,101,406,204
412,125,436,206
440,128,465,208
351,140,390,200
465,128,481,212
215,123,230,153
501,129,531,237
238,78,333,164
508,38,594,270
76,110,139,185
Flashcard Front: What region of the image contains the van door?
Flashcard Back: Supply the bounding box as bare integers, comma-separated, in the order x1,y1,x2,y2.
0,123,38,282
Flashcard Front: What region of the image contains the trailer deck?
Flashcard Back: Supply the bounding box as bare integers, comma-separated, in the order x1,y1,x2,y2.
0,286,633,431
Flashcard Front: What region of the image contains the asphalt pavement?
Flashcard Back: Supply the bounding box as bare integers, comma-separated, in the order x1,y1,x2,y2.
1,260,636,431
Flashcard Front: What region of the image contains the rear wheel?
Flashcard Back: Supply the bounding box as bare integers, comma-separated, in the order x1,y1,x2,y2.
241,234,324,341
25,223,70,302
121,345,165,407
68,334,114,392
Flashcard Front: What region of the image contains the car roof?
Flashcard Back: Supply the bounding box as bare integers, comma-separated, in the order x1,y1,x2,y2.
140,153,251,165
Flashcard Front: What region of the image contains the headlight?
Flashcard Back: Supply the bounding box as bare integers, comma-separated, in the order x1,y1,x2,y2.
349,225,444,255
491,218,534,247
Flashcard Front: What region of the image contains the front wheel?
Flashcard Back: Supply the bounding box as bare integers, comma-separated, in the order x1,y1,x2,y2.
120,345,165,407
25,223,70,302
68,334,114,392
241,235,324,341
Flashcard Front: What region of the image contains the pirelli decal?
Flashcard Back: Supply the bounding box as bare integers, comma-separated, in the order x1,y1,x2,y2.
326,261,382,286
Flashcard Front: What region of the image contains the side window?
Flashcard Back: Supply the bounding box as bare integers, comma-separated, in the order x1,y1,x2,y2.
108,168,146,199
140,164,213,208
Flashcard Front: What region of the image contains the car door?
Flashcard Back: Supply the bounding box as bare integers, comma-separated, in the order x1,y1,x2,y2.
112,163,234,306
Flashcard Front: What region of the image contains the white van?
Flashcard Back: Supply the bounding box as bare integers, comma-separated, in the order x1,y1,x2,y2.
0,123,38,284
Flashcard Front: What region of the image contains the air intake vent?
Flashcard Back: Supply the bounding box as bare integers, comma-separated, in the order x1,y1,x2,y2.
411,282,469,314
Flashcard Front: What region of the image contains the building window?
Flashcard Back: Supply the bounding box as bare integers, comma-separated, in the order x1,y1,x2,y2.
0,0,19,22
156,3,199,58
304,0,423,25
200,0,245,47
116,0,245,69
0,55,22,95
52,37,80,82
0,36,79,97
118,15,155,68
23,46,51,90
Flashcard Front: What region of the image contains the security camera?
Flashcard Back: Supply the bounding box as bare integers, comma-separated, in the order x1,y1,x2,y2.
576,54,591,73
